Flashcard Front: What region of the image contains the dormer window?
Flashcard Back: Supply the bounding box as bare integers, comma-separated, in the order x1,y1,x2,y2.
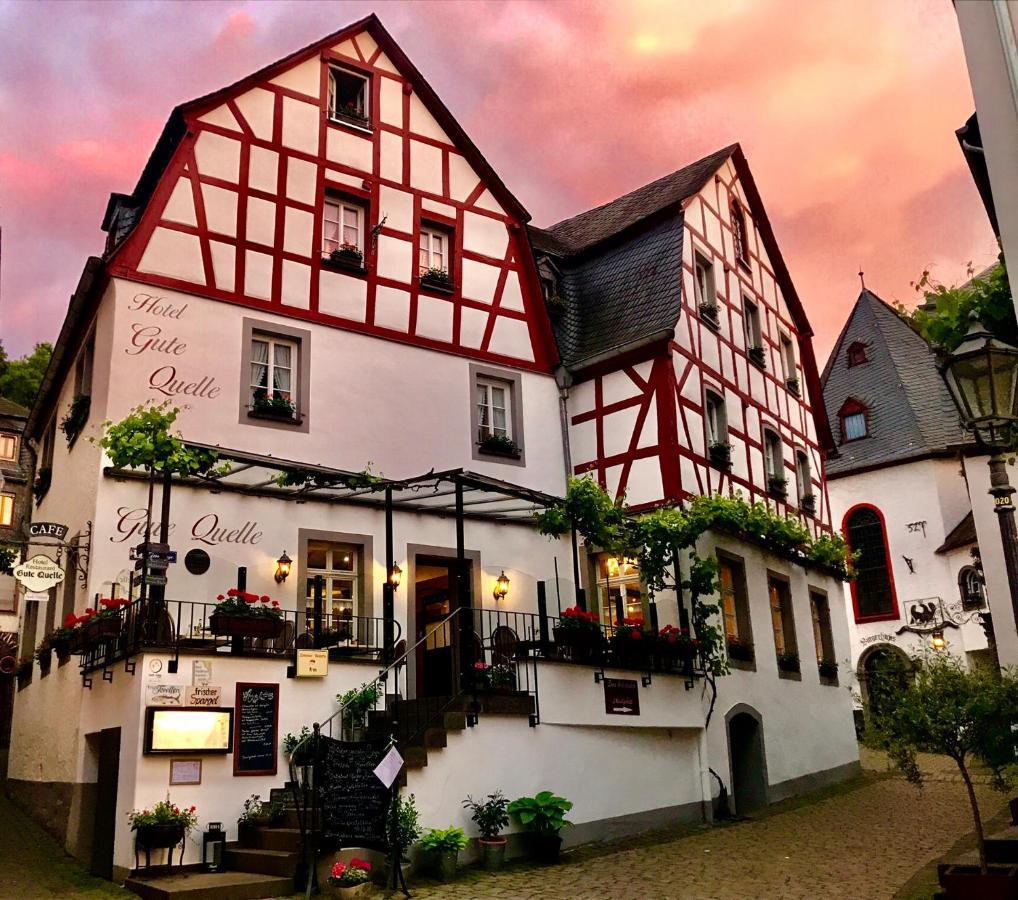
328,66,370,127
839,398,869,442
847,341,867,367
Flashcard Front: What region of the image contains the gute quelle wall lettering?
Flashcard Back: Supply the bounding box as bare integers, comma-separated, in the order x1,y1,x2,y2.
111,507,263,547
126,324,188,357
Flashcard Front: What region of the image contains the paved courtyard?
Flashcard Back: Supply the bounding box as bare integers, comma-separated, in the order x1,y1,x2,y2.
0,748,1009,899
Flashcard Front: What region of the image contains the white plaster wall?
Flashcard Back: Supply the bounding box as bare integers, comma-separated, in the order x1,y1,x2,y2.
103,277,566,496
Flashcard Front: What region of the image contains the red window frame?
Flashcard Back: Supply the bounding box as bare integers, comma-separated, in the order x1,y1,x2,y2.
842,503,900,624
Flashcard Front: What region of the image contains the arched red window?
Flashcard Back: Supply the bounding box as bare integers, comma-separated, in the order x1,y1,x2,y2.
847,341,867,367
843,504,899,622
838,397,869,443
732,203,749,264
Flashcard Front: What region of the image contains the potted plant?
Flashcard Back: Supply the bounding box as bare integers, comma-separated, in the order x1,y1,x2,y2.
786,376,801,396
462,791,510,871
337,682,382,741
726,636,754,664
800,493,816,515
283,725,315,766
553,606,603,664
60,394,91,446
326,858,373,896
386,793,421,883
250,391,296,420
209,588,284,639
507,791,572,864
748,345,767,368
419,827,468,881
489,663,516,693
611,617,647,669
334,101,368,126
776,650,800,674
34,639,52,673
818,658,838,681
238,794,280,839
869,654,1018,897
656,625,698,673
129,799,198,854
477,433,520,459
699,301,720,326
33,466,52,504
708,441,732,468
326,242,365,271
51,620,77,661
767,475,788,499
420,266,454,294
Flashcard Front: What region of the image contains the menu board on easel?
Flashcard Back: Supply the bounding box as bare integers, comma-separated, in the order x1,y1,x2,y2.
234,682,279,776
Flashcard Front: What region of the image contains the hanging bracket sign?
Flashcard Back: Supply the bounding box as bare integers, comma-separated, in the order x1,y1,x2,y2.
13,555,66,592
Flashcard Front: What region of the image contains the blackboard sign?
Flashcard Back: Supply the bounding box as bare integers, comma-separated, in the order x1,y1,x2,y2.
604,677,640,716
318,737,390,850
234,683,279,775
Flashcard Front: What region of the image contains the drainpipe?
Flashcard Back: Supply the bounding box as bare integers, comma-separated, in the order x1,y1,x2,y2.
554,365,573,484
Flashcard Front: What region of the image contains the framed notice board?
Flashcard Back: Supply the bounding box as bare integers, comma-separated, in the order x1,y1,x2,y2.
234,682,279,776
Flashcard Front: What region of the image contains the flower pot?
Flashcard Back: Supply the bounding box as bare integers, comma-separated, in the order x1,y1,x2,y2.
209,614,284,639
553,626,602,664
525,832,562,864
939,864,1018,900
135,823,185,850
327,882,372,897
54,644,72,663
431,849,458,881
251,404,296,421
480,837,507,871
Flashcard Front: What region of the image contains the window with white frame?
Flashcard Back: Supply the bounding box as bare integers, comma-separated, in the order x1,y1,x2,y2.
476,377,513,444
0,433,17,462
419,227,449,276
693,253,716,309
764,429,783,479
305,540,361,623
705,389,727,446
250,335,297,414
744,296,762,349
0,493,13,527
780,334,797,384
323,198,365,258
796,450,812,501
328,67,370,124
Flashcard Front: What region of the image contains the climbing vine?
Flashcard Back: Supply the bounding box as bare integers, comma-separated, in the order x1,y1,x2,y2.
273,464,384,492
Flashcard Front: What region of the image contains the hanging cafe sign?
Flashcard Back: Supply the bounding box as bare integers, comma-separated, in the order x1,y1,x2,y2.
13,555,66,592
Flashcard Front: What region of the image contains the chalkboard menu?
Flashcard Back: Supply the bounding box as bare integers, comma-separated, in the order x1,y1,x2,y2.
234,683,279,776
318,737,390,850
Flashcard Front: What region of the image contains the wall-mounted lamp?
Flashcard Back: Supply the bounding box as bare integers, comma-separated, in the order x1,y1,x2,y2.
274,551,292,584
388,564,403,592
931,630,946,651
493,570,510,603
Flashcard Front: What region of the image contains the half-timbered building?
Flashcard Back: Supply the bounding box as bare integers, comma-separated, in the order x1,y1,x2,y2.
7,15,858,890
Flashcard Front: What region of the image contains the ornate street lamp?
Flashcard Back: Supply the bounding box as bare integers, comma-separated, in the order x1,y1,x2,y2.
939,318,1018,635
492,570,510,603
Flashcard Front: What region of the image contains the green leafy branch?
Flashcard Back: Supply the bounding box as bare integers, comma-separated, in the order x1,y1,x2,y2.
95,402,218,476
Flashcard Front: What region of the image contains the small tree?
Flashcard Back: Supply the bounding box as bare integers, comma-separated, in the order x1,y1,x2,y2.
869,653,1018,873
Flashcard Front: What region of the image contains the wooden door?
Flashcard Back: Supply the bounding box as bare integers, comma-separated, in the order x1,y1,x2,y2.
90,728,121,879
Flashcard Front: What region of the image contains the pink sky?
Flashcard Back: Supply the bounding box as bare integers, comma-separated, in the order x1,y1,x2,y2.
0,0,997,363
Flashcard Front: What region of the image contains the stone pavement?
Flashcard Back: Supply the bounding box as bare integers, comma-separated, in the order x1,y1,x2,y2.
407,749,1008,900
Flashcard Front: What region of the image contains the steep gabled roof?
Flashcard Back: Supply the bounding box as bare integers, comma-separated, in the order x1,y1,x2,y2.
103,14,528,251
821,289,968,475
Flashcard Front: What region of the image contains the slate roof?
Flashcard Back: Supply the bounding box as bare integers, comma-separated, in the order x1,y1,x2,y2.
821,289,968,476
0,398,28,418
936,510,977,554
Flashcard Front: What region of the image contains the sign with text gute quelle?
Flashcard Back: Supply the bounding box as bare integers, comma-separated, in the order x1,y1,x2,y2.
13,555,65,592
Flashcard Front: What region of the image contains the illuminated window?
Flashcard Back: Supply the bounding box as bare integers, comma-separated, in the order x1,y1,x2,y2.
0,493,13,527
719,554,751,644
305,540,360,624
597,555,642,628
768,576,796,658
0,434,17,462
810,590,835,665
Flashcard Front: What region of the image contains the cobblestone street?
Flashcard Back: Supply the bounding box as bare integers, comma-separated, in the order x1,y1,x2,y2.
0,749,1008,899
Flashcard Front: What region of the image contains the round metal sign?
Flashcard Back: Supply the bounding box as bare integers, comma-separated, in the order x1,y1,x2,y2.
13,554,66,592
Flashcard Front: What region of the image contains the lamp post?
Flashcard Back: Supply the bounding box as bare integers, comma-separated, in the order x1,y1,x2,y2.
939,319,1018,637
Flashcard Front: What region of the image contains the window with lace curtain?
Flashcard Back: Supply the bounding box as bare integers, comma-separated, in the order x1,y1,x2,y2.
240,319,310,432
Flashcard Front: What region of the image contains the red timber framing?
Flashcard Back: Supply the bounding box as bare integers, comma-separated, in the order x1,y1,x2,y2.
104,14,557,374
567,151,831,532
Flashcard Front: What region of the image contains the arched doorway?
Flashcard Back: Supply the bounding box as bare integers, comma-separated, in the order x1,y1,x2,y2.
726,705,768,816
858,643,911,726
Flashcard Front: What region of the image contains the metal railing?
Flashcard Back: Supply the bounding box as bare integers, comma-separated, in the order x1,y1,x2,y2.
73,595,397,679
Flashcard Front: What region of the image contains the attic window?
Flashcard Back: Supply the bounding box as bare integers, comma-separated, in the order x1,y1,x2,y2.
328,66,370,127
847,342,867,367
839,398,869,442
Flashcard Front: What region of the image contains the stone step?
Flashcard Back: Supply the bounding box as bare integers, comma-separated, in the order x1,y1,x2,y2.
238,826,302,853
423,726,447,749
404,745,429,769
124,870,294,900
223,845,298,878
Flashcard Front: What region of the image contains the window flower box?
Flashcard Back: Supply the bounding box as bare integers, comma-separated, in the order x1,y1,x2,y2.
800,493,816,516
708,441,732,469
553,607,603,664
767,475,788,499
331,103,370,129
60,394,91,447
322,244,366,274
250,394,297,422
786,377,801,397
726,637,754,663
748,345,767,369
699,302,720,328
777,650,800,674
656,625,697,673
33,467,52,504
478,434,520,459
420,267,454,295
135,822,185,852
209,589,284,639
818,659,838,681
129,800,197,854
